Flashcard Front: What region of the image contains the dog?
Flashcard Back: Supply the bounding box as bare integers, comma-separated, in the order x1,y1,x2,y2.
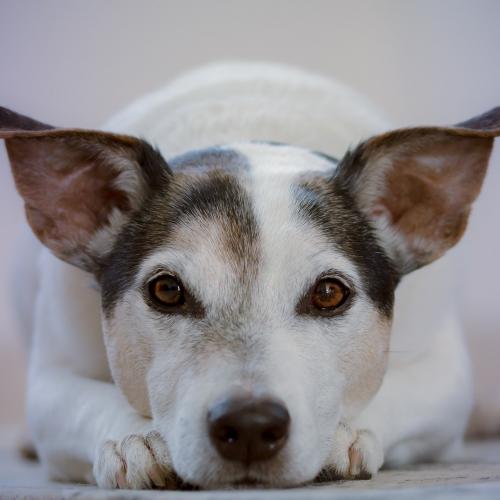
1,62,499,489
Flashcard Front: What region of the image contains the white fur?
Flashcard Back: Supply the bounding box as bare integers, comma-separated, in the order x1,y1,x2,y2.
19,62,473,488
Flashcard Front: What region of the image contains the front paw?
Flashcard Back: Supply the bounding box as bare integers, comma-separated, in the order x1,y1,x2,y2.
94,431,177,489
320,423,383,481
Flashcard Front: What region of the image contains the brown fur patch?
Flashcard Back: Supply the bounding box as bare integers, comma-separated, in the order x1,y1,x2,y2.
1,113,170,271
295,177,398,316
9,135,131,260
376,134,492,265
100,154,259,316
336,108,500,272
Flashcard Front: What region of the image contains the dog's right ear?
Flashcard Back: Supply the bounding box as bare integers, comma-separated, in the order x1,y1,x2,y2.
0,107,171,272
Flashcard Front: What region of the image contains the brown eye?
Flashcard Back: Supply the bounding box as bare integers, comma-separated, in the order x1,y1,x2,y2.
312,278,349,310
149,274,185,307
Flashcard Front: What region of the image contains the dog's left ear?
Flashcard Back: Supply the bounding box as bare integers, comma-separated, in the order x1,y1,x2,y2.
0,107,170,272
336,107,500,273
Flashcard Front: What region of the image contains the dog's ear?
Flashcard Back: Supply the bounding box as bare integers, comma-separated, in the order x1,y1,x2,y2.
0,107,170,272
336,107,500,274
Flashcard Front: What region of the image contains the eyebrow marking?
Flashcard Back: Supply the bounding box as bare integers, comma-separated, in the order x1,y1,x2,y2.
100,147,258,315
293,177,399,317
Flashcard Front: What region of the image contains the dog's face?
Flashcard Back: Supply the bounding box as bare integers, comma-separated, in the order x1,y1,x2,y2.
100,143,397,485
1,106,499,487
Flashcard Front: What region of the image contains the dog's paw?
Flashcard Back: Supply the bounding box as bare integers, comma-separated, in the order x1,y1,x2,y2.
319,423,383,481
94,431,177,489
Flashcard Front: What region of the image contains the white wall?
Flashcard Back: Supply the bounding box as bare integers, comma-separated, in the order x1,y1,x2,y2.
1,0,499,433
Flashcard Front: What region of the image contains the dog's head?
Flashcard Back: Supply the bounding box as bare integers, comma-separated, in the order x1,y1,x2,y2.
1,106,499,487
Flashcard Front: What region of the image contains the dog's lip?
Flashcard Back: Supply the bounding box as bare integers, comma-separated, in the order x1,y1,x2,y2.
229,474,298,489
231,477,261,487
185,471,307,490
178,473,268,490
198,474,271,489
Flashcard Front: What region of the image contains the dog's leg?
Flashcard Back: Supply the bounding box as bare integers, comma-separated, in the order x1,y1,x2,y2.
353,311,473,467
28,369,177,488
28,369,144,478
27,251,175,488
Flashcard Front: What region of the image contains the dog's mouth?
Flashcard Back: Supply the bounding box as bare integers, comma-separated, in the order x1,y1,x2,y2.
173,458,325,490
173,472,264,490
176,467,329,490
231,477,262,488
179,474,293,490
177,477,266,491
225,469,349,489
222,472,312,490
206,467,343,489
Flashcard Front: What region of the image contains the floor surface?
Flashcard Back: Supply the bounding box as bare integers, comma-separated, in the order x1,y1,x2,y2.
1,441,499,499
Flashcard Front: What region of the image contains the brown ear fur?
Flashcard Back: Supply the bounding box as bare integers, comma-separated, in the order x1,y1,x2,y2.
1,107,169,272
338,107,500,273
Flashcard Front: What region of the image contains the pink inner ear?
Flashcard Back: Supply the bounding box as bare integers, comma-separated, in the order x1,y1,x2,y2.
371,135,492,266
380,168,468,247
8,136,132,266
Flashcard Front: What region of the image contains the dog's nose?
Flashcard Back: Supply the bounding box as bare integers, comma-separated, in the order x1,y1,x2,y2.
208,397,290,464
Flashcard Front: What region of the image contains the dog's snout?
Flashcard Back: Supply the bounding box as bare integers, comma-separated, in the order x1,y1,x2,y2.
208,397,290,464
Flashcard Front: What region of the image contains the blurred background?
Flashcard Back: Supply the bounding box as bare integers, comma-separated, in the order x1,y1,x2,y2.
1,0,499,444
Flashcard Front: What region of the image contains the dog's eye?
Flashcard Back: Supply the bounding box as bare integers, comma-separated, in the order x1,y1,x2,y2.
149,274,185,307
296,275,353,317
311,278,349,311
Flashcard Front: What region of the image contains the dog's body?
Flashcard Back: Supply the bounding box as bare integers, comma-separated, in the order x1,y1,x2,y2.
3,63,499,489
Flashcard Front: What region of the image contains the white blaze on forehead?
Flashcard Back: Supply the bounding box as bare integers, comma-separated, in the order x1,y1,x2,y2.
234,143,360,311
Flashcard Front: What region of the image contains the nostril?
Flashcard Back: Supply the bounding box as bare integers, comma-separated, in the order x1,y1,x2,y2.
216,426,239,444
208,396,290,463
261,426,286,443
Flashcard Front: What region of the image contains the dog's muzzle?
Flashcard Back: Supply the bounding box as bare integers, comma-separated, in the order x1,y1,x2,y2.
208,396,290,464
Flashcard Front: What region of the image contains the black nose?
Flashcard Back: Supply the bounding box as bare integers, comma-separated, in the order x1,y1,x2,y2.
208,397,290,464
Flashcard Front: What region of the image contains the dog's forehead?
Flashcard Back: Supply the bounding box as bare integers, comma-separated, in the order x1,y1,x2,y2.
136,143,344,307
168,142,335,175
224,143,395,316
101,143,396,316
163,143,341,289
